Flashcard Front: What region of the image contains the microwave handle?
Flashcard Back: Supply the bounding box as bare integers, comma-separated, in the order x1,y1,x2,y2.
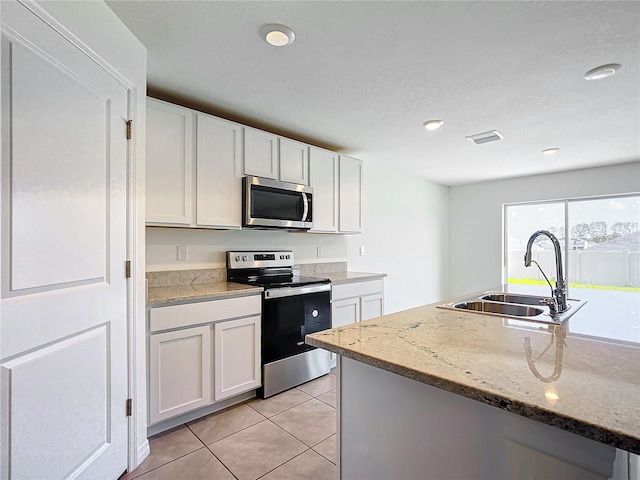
301,192,309,221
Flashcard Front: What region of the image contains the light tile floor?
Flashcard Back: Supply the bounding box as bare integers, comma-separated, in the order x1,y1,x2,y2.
121,374,336,480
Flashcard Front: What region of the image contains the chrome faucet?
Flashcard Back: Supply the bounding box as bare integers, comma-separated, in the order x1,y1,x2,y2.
524,230,568,315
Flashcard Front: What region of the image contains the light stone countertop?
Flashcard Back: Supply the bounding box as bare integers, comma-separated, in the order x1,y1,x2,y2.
147,282,262,306
319,271,386,284
306,286,640,454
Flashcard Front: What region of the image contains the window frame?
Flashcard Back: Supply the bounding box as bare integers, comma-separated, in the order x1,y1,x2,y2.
502,192,640,293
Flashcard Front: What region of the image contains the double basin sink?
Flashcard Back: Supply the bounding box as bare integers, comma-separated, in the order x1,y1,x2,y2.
438,291,586,324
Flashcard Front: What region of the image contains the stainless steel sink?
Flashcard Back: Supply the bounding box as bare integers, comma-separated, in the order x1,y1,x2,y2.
438,291,587,324
479,292,547,306
453,300,544,317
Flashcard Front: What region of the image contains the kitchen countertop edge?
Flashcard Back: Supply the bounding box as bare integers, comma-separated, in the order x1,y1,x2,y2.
320,271,387,284
147,282,263,307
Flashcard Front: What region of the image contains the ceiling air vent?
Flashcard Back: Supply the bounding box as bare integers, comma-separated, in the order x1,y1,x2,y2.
466,130,504,145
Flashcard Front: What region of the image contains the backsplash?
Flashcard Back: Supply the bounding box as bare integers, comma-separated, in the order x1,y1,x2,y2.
146,262,347,287
146,268,226,287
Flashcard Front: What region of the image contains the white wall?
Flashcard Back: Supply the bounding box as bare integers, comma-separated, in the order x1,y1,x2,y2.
346,163,449,314
146,228,348,270
448,161,640,297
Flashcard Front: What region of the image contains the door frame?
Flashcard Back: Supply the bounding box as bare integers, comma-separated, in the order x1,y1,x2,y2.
6,0,146,473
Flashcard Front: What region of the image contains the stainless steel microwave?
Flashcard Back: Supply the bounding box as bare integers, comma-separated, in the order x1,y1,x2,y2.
243,176,313,230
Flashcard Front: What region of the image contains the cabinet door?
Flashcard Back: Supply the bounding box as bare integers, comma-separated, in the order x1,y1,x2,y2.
309,147,338,232
214,315,261,401
333,297,360,328
339,155,363,233
196,114,242,228
146,99,194,225
244,126,278,179
149,325,212,424
279,138,309,185
361,293,384,321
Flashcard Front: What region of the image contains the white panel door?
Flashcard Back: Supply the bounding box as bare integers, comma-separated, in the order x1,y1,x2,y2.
146,98,193,225
196,114,242,228
214,316,261,401
279,138,309,185
309,147,338,233
332,298,360,328
339,155,363,233
361,293,384,321
1,2,129,479
149,325,212,424
243,126,278,180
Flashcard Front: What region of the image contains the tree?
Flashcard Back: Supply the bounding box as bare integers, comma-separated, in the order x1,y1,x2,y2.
611,221,638,237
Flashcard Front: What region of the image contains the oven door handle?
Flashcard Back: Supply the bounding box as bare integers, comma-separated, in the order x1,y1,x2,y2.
265,283,330,299
301,192,309,222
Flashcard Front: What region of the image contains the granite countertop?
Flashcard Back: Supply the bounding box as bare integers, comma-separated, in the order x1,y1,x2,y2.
147,282,263,306
320,271,386,284
306,286,640,454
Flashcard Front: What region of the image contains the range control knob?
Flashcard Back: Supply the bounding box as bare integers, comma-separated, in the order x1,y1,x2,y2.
280,255,284,259
235,256,240,262
242,255,248,261
286,255,290,259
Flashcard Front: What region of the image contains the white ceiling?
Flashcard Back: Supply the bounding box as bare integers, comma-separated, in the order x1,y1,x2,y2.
107,1,640,186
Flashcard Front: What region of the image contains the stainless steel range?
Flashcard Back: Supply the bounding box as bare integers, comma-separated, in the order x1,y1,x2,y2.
227,250,332,398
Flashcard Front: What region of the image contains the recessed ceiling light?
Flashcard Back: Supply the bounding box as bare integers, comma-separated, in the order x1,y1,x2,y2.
542,148,560,155
423,120,444,131
261,24,295,47
583,63,621,81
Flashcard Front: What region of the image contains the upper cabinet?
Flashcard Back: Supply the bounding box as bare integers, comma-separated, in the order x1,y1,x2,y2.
146,97,362,233
244,127,309,185
279,138,309,185
196,114,242,228
146,99,193,225
243,127,278,180
309,147,339,233
146,98,242,229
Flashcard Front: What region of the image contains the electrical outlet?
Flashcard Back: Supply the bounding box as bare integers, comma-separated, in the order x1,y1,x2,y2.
177,245,188,261
317,246,324,258
359,246,365,256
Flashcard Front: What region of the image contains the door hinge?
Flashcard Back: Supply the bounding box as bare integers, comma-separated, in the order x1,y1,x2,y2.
126,398,132,417
125,260,131,278
126,120,133,140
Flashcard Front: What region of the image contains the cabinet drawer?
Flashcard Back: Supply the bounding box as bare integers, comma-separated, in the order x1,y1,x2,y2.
332,279,384,301
149,294,261,332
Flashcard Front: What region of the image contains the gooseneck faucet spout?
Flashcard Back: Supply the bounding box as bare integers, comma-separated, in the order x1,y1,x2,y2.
524,230,568,315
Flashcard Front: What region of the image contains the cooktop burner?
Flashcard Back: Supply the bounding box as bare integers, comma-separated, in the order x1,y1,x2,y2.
226,250,330,289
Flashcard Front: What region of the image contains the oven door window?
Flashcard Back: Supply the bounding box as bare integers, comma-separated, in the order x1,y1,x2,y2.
251,185,305,221
262,290,331,364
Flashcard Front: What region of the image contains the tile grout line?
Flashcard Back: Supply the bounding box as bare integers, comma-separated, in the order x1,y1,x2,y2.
254,446,313,480
124,445,208,480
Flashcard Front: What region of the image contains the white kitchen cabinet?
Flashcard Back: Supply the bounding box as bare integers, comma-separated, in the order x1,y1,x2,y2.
148,295,261,426
214,315,261,401
196,113,242,228
146,99,244,229
331,279,384,327
339,155,363,233
361,293,384,321
309,147,339,233
332,297,360,328
146,98,194,225
149,325,212,424
243,126,279,180
279,137,309,185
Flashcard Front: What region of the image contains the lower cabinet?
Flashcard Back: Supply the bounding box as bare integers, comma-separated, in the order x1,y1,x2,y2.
149,325,212,424
148,295,261,425
331,279,384,328
214,316,261,401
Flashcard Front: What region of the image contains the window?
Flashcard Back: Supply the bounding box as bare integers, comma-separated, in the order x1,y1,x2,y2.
504,194,640,343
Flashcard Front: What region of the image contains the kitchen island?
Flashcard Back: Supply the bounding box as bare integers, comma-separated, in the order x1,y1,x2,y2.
306,286,640,480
